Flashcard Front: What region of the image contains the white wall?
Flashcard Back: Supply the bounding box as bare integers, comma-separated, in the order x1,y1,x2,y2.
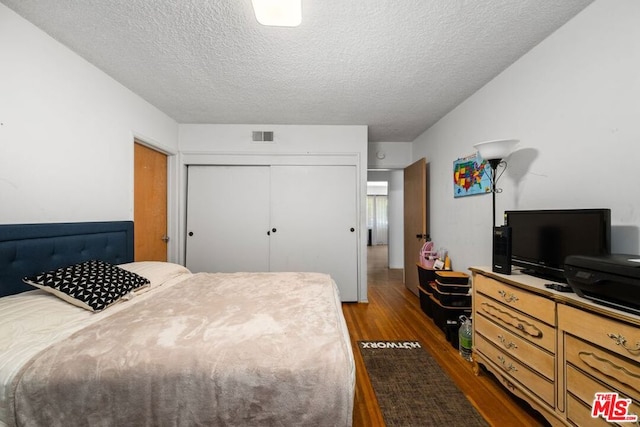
412,0,640,272
179,124,369,300
0,4,179,225
368,141,413,170
387,170,404,269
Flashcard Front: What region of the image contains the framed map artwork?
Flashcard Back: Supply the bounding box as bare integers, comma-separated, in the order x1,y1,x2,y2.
453,153,491,198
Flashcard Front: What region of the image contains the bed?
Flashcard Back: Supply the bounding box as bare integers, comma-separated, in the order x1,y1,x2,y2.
0,221,355,427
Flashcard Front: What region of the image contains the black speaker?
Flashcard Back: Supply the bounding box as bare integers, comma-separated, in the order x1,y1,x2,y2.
492,226,512,274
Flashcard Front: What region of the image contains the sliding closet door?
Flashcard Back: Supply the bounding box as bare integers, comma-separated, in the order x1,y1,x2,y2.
186,166,270,273
269,165,358,301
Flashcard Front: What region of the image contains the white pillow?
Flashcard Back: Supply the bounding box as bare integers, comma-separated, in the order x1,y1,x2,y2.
118,261,191,289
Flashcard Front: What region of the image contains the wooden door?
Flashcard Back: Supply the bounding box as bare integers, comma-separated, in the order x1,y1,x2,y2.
403,158,427,296
185,166,271,273
134,142,167,261
269,165,359,301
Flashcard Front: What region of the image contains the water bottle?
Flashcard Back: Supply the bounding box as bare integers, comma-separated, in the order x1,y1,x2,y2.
458,315,473,362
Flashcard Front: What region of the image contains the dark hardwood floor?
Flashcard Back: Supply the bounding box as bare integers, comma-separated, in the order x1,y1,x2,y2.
342,245,548,427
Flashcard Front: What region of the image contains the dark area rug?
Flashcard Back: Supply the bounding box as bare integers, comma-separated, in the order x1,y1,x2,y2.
358,340,488,427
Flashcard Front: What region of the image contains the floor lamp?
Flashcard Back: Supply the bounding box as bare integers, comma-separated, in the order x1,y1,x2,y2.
473,139,519,228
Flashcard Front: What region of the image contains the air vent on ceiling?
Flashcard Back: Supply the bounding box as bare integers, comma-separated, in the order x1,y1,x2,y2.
252,131,274,143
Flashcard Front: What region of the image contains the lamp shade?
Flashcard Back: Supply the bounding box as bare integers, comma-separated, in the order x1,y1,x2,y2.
473,139,519,161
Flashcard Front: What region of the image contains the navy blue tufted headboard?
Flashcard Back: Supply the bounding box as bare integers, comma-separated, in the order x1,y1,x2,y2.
0,221,134,297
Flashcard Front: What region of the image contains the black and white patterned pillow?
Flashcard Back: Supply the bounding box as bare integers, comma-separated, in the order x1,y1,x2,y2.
23,260,150,311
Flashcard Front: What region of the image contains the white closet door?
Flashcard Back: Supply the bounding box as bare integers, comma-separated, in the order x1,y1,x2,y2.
186,166,270,273
269,165,358,301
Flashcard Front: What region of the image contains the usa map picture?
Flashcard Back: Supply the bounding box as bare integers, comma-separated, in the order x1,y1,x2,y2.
453,153,491,198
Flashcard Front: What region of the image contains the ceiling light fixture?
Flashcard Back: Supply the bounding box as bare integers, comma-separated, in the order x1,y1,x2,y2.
251,0,302,27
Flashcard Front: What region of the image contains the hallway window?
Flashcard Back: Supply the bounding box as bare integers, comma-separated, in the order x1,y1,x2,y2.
367,181,388,245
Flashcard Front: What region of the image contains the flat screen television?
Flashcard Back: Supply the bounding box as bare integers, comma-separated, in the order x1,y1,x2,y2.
504,209,611,282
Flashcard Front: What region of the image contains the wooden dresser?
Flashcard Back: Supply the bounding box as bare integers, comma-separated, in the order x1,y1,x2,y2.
470,267,640,426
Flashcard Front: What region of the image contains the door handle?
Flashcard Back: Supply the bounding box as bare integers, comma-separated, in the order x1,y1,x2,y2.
161,234,170,243
416,233,428,240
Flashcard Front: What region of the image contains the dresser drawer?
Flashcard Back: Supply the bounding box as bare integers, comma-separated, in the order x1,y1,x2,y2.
475,333,555,407
567,364,640,426
565,334,640,402
474,275,556,325
476,293,556,352
558,304,640,365
475,313,554,380
566,393,611,427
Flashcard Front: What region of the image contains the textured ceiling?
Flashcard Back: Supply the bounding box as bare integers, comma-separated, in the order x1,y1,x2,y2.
2,0,594,142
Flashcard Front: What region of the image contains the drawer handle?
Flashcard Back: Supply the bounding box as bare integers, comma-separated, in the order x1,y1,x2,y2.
578,351,640,395
503,377,517,392
498,289,519,303
498,334,518,350
607,333,640,354
497,355,518,372
480,302,543,339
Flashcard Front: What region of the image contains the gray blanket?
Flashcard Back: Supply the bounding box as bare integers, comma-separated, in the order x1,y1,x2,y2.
10,272,354,426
